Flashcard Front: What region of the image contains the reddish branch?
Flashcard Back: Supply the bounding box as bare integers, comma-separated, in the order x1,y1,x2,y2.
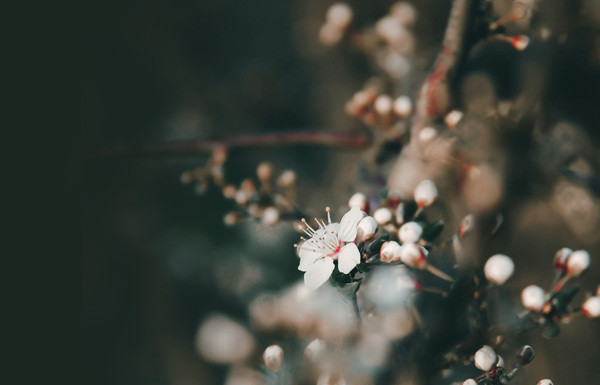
96,131,370,157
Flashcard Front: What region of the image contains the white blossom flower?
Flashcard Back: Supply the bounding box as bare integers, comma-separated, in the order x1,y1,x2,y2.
297,206,364,290
521,285,546,312
566,250,590,277
484,254,514,285
398,221,422,243
537,380,553,385
474,345,497,371
263,345,284,372
582,296,600,318
414,180,438,207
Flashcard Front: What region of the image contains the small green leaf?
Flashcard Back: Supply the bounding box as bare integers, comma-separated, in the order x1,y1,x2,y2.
355,263,371,273
367,233,390,256
338,280,362,299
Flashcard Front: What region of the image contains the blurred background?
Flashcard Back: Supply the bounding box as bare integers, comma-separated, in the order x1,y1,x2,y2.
83,1,600,384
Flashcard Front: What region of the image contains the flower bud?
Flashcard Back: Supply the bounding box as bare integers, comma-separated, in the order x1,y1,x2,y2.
235,189,252,206
326,3,353,29
521,285,546,312
484,254,514,285
553,247,572,271
474,345,497,371
373,207,393,225
277,170,296,188
348,192,368,211
400,242,427,268
537,380,553,385
256,162,273,181
261,207,280,226
304,338,326,362
444,110,463,129
462,380,477,385
380,241,402,263
418,127,438,143
582,296,600,318
394,203,406,225
511,35,530,51
390,2,417,26
566,250,590,277
516,345,534,366
393,96,412,116
459,214,475,238
319,23,343,46
398,221,422,243
414,180,438,207
263,345,284,372
357,216,378,241
222,184,237,199
374,94,393,115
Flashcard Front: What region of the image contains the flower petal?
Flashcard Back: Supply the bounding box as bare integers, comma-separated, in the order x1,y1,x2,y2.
298,249,322,271
338,206,364,242
304,258,334,290
337,243,360,274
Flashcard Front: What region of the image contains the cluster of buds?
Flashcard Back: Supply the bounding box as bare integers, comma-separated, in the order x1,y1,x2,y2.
180,147,228,194
463,345,536,385
343,180,454,283
222,162,299,227
344,81,413,133
518,247,597,337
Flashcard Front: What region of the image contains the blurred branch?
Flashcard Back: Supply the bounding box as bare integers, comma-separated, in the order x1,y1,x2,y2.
95,131,371,158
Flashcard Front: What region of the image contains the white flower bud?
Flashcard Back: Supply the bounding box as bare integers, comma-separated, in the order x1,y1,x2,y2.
304,338,326,362
374,94,393,115
357,216,378,241
537,380,553,385
277,170,296,188
373,207,393,225
444,110,463,129
553,247,572,271
566,250,590,277
235,189,251,206
263,345,284,372
511,35,530,51
348,192,368,210
459,214,475,238
582,296,600,318
414,180,438,207
398,221,422,243
319,23,343,46
261,207,280,226
380,241,402,263
390,2,417,26
484,254,514,285
462,380,477,385
326,3,353,29
400,242,427,268
474,345,497,371
418,127,438,143
393,95,412,116
256,162,273,181
521,285,546,312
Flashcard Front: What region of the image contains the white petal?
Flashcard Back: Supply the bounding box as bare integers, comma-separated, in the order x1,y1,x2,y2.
338,206,364,242
304,258,335,290
298,250,322,271
337,243,360,274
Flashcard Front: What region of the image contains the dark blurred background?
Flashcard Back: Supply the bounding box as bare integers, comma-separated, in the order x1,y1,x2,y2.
83,1,600,385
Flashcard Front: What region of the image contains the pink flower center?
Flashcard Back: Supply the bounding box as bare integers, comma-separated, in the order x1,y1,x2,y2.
328,240,343,257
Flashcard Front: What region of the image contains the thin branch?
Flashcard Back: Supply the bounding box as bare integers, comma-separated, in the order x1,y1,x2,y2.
94,131,370,158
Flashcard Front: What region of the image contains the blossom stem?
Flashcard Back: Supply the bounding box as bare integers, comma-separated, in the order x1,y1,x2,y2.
425,263,455,282
351,293,362,325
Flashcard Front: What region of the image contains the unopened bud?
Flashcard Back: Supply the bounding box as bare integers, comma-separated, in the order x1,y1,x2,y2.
224,212,244,226
400,242,427,268
222,184,237,199
393,96,412,116
348,192,368,211
357,216,378,241
373,207,393,225
390,2,417,26
380,241,402,263
418,127,438,143
484,254,514,285
398,222,422,244
511,35,530,50
256,162,273,181
263,345,284,372
537,380,553,385
582,296,600,318
462,380,477,385
319,23,344,46
326,3,353,29
566,250,590,277
414,180,438,207
516,345,534,366
277,170,296,188
261,207,280,226
553,247,572,271
444,110,463,129
304,338,326,362
521,285,546,312
459,214,475,238
474,345,497,371
235,189,252,206
374,94,393,115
